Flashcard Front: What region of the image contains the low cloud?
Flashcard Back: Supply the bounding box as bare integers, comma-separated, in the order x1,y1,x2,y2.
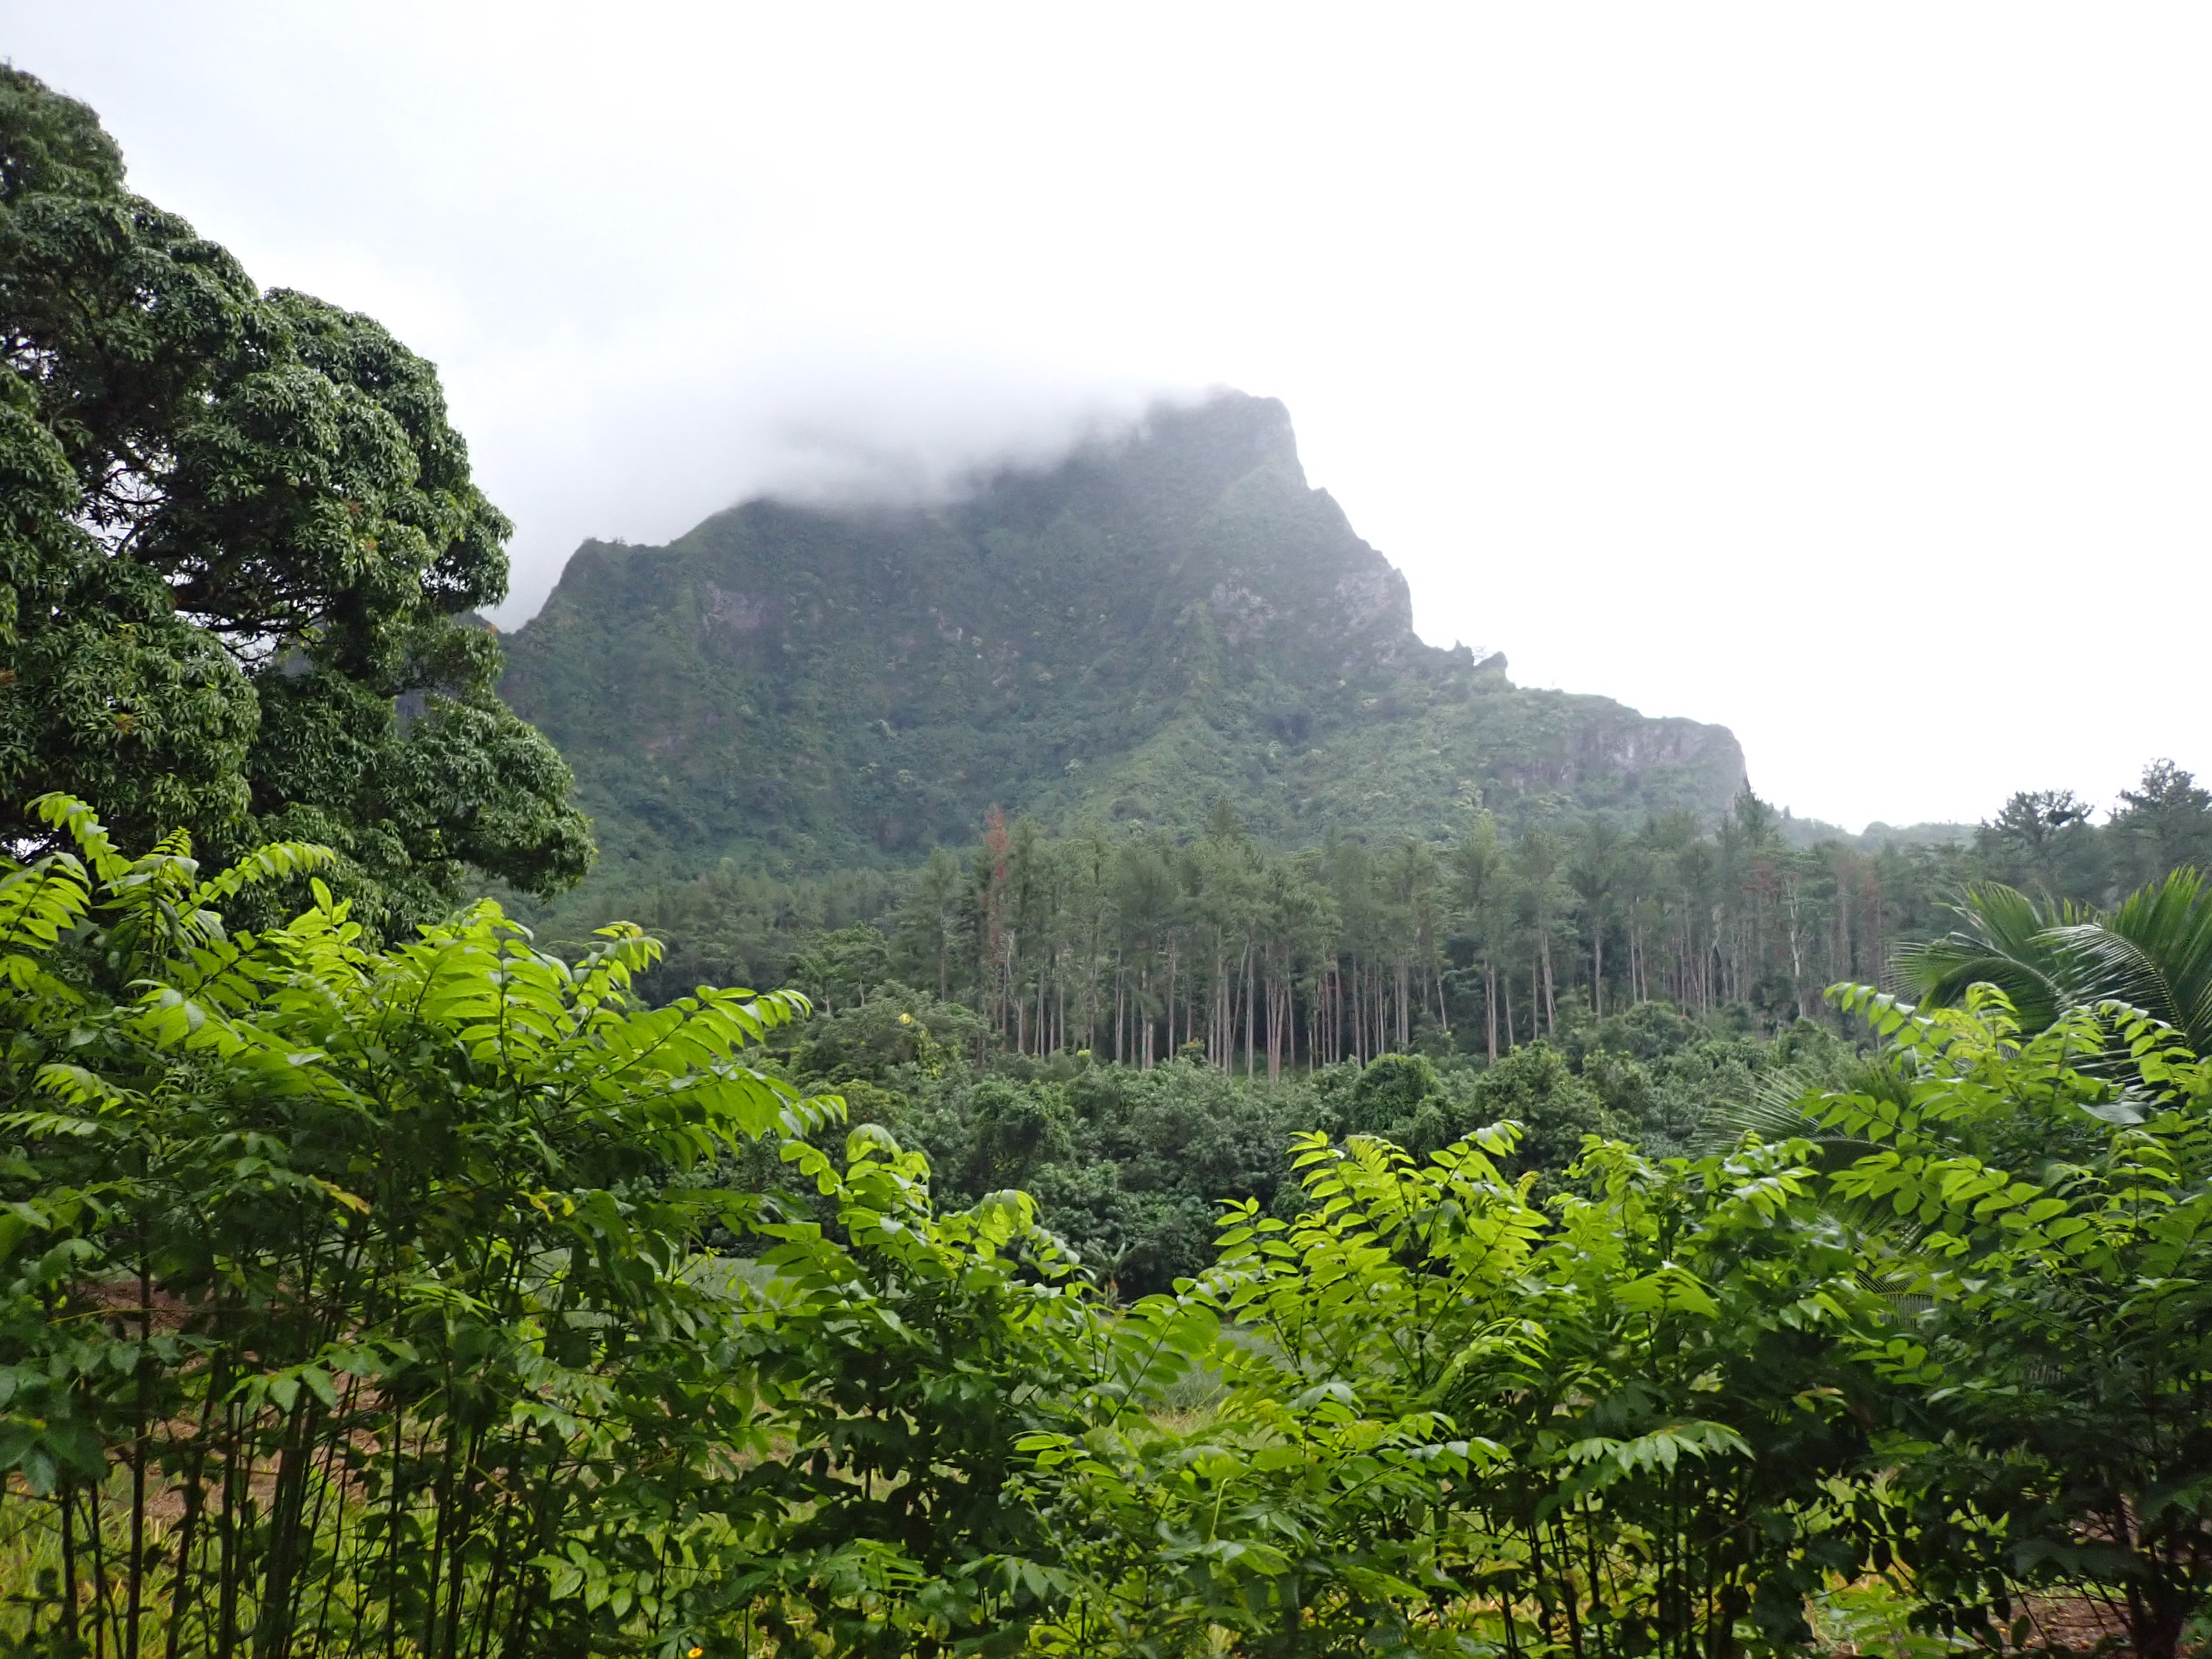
745,379,1173,512
471,342,1184,624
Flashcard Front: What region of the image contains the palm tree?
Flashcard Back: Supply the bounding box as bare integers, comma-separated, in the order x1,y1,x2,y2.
2047,867,2212,1052
1893,883,2088,1034
1897,868,2212,1053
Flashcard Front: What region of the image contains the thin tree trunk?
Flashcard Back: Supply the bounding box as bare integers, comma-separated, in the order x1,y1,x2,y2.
1243,944,1256,1079
1486,963,1498,1061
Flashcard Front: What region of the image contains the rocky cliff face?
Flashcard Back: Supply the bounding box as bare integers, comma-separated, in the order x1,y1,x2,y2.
499,392,1745,870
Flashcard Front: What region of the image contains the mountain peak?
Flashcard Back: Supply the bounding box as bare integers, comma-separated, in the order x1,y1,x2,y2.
500,393,1742,869
1119,390,1304,487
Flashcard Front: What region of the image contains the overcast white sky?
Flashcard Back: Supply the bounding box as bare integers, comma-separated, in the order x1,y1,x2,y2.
6,4,2206,830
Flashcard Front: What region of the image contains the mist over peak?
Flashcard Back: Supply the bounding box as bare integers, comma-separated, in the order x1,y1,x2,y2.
745,387,1230,514
483,347,1198,625
750,388,1310,525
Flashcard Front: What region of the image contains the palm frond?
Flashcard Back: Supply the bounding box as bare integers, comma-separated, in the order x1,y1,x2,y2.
2047,867,2212,1053
1692,1065,1885,1168
1892,882,2084,1031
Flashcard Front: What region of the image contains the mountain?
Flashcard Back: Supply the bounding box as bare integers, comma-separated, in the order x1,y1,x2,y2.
497,393,1746,883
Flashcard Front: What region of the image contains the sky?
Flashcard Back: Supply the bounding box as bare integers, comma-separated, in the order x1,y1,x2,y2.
5,3,2207,831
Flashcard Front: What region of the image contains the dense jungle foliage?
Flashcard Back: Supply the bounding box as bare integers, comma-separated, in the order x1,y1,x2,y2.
584,760,2208,1298
5,796,2212,1659
508,761,2206,1071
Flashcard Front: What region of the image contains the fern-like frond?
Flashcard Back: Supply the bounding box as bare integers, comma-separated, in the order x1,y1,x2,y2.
29,792,132,885
0,855,91,963
190,839,339,912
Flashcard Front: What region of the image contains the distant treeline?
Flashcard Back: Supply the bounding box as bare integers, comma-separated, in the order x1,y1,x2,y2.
554,760,2212,1071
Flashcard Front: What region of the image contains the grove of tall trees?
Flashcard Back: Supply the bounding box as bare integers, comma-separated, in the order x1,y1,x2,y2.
611,766,2209,1078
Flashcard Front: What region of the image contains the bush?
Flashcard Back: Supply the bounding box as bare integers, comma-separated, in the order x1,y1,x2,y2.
1465,1040,1619,1173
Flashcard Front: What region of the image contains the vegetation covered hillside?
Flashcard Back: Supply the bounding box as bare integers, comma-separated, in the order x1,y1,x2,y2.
499,393,1745,879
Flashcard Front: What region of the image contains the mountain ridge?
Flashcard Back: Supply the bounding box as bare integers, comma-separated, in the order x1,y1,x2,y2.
498,393,1747,884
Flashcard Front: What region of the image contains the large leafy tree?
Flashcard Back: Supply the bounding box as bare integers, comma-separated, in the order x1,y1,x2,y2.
2112,759,2212,891
0,68,590,934
1974,786,2105,902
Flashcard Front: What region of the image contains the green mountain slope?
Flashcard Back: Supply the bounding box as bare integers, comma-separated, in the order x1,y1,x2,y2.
498,393,1745,881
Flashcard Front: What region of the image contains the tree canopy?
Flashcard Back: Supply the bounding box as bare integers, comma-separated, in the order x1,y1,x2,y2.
0,67,591,935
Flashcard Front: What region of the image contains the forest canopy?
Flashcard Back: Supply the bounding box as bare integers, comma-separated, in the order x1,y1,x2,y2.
642,760,2212,1297
529,760,2212,1067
